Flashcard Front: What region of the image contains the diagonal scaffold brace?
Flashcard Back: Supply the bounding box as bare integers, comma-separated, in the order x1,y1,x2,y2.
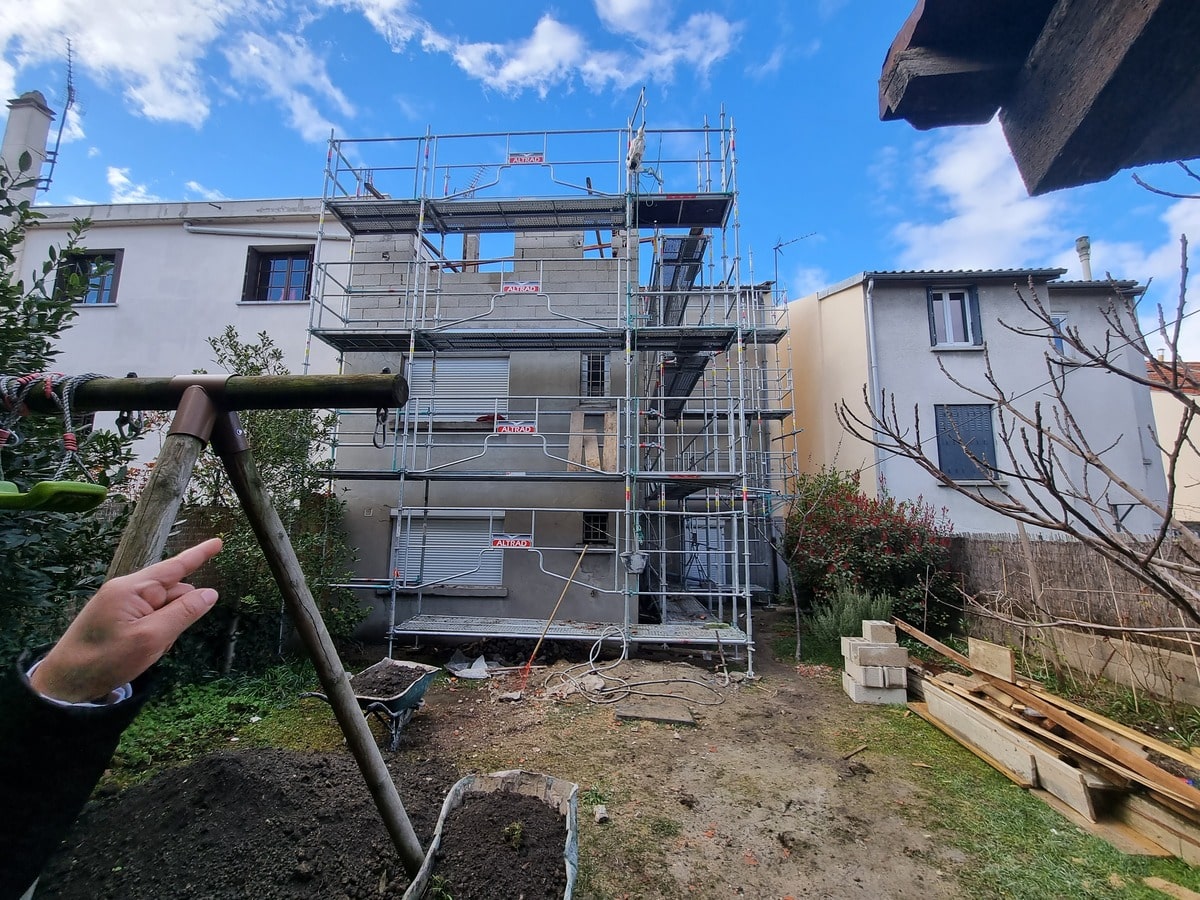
24,373,426,877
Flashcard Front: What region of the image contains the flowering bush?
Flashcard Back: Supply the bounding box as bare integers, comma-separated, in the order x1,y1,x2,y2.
784,468,958,632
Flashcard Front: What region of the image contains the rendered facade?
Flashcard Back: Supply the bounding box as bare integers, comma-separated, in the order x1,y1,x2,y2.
785,269,1169,536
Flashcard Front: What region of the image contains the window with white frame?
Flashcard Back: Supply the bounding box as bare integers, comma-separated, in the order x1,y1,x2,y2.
59,250,122,305
934,403,997,481
405,356,510,421
927,287,983,347
1051,311,1070,356
391,513,504,586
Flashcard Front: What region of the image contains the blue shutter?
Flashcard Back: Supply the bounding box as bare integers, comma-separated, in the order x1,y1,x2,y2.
935,404,996,480
969,287,984,345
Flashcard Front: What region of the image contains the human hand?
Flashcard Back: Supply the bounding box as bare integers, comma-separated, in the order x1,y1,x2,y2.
30,538,224,703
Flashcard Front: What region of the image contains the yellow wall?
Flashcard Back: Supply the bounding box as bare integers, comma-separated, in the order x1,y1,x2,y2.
783,278,873,496
1150,388,1200,523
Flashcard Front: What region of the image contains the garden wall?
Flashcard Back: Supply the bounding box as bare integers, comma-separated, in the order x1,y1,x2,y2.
949,533,1200,704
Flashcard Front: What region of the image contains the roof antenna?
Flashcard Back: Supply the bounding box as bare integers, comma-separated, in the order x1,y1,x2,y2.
40,38,77,195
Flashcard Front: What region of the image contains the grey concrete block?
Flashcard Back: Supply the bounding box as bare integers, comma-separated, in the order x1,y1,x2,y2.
842,671,908,705
844,662,907,689
862,620,897,643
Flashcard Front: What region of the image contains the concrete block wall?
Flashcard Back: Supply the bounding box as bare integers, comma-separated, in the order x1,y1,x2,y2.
841,621,908,705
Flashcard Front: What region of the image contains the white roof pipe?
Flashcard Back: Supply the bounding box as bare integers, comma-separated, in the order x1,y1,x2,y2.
182,222,350,241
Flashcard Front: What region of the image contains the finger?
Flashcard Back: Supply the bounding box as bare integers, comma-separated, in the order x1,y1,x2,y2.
135,538,223,589
145,587,220,644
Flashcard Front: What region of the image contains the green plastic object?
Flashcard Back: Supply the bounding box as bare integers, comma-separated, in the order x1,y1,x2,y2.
0,479,108,512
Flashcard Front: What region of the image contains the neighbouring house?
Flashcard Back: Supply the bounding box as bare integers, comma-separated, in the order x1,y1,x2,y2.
784,268,1169,535
1146,361,1200,528
3,92,789,672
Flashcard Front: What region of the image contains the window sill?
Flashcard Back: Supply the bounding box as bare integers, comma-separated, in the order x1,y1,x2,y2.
71,302,118,308
237,300,309,306
930,344,985,352
939,479,1005,487
375,584,508,598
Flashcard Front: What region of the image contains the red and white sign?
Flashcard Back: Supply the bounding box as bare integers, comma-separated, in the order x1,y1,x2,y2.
496,421,536,434
502,281,541,293
507,152,545,165
491,533,534,548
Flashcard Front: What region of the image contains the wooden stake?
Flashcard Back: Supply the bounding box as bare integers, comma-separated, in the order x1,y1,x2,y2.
217,422,425,876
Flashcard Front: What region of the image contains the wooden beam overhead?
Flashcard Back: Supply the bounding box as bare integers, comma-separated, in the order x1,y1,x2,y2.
881,0,1200,194
1000,0,1200,194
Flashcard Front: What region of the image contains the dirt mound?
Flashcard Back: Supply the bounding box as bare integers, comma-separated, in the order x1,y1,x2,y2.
39,748,456,900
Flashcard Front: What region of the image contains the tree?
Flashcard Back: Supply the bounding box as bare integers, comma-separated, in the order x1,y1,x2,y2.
171,326,361,674
0,154,135,661
837,237,1200,626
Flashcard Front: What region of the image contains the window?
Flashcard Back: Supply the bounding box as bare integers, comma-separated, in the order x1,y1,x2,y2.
934,404,997,481
59,250,122,305
242,246,313,302
582,512,612,545
580,352,610,398
1050,311,1069,356
391,514,504,586
406,356,509,421
927,287,983,347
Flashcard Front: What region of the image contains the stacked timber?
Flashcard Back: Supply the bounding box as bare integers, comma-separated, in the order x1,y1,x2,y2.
841,620,909,705
898,618,1200,863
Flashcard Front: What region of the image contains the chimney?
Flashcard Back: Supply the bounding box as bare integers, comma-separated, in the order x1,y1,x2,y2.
1,91,55,206
1075,235,1093,281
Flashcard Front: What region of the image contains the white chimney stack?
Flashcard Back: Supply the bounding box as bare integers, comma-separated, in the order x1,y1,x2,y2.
1075,235,1093,281
1,90,55,206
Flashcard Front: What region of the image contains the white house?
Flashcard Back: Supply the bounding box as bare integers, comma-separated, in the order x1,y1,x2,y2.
785,269,1168,536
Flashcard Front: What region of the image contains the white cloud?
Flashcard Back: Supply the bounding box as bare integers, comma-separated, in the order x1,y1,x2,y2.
891,120,1067,270
321,0,432,51
87,146,100,158
107,166,161,203
185,179,228,201
0,0,242,126
224,32,354,142
789,265,832,300
453,16,586,97
746,45,786,79
594,0,660,35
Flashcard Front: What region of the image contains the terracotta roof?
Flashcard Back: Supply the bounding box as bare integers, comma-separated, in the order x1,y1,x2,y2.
1146,361,1200,395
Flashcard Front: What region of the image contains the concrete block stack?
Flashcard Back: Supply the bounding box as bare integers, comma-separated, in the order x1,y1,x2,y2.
841,620,909,705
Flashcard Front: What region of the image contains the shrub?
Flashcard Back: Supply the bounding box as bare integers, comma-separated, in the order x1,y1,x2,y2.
785,468,957,633
800,583,892,665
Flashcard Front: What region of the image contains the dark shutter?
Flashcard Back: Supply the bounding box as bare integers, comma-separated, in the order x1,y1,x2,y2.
935,404,996,480
926,288,939,346
969,286,984,345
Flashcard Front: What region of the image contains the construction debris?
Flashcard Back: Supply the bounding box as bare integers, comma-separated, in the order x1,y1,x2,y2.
896,617,1200,864
841,620,909,705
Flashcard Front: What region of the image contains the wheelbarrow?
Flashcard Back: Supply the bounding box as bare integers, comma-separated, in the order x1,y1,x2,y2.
303,659,440,751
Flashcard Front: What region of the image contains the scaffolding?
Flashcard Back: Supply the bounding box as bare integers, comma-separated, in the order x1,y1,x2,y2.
309,106,792,675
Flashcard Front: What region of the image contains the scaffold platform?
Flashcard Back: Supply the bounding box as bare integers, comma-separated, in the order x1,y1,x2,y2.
389,614,749,646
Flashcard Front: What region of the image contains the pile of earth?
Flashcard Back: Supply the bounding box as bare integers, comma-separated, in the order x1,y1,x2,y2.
40,748,456,900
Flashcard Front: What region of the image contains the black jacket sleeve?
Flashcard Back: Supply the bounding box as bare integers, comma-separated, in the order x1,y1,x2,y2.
0,651,153,900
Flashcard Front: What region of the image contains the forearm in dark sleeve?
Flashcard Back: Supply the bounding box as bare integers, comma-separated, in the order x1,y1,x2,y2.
0,652,152,899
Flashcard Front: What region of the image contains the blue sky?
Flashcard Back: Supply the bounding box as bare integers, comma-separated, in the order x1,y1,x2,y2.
3,0,1199,351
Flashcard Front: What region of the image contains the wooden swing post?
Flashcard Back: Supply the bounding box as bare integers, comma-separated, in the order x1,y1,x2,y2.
53,372,426,877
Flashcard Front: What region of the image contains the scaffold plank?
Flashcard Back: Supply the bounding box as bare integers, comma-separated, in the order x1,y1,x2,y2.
389,614,749,646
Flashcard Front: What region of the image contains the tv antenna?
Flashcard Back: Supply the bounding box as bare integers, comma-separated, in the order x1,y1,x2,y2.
40,39,77,194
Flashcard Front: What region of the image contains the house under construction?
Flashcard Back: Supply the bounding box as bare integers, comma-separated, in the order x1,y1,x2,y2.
308,105,791,675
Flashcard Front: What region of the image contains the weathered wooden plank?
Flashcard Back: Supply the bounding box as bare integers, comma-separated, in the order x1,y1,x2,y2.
923,682,1038,785
908,700,1033,788
582,432,601,470
1031,790,1172,858
567,410,584,471
968,637,1016,682
1117,795,1200,866
1001,0,1200,193
603,411,619,471
1144,876,1200,900
897,617,1200,811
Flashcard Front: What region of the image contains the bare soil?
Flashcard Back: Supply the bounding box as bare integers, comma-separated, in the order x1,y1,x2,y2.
433,792,568,899
351,662,430,699
39,607,967,899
